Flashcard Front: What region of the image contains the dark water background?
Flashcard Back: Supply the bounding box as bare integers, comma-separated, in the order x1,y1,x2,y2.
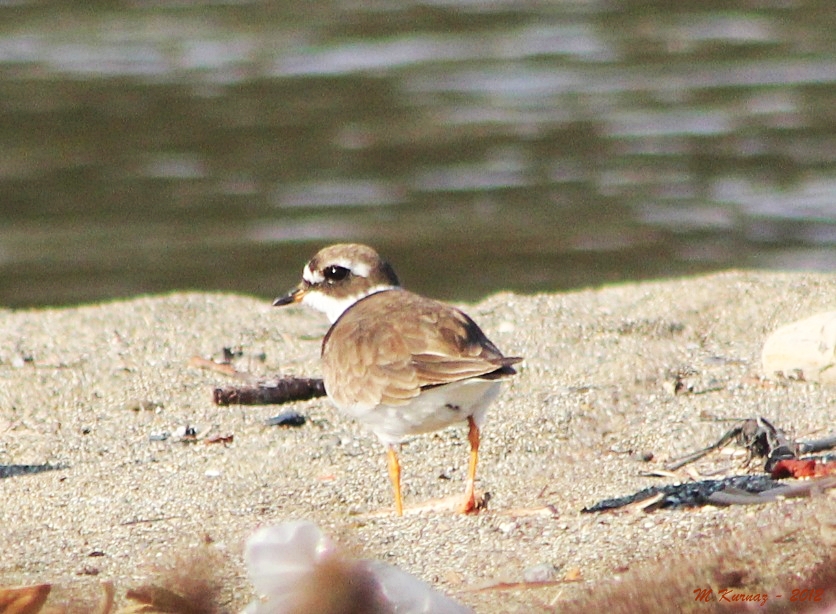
0,1,834,307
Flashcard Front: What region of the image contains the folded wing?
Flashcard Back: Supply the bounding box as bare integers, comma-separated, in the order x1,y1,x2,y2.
322,290,522,409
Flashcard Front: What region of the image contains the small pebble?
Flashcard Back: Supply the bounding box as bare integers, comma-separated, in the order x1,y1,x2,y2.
125,399,163,412
497,321,515,333
524,563,558,583
265,411,306,427
173,424,198,441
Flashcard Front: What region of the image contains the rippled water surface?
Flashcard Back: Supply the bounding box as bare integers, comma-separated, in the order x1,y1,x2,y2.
0,1,834,306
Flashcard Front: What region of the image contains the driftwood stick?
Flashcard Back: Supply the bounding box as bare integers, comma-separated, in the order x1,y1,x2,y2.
213,377,326,406
798,434,836,454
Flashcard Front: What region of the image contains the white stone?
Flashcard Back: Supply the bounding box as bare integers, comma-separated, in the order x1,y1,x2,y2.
762,311,836,384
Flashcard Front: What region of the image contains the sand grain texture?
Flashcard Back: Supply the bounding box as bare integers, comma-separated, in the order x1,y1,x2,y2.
0,270,834,612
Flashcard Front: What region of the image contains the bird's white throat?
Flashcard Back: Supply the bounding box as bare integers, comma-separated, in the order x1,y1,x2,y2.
303,284,396,323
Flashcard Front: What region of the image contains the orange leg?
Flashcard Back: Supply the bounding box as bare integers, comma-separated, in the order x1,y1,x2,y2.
387,445,404,516
459,416,480,513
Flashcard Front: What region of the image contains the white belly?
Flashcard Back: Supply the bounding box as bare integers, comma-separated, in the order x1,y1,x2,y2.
333,379,502,445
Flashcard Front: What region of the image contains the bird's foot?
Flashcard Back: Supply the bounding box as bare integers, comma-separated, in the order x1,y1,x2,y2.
457,491,488,514
359,492,488,518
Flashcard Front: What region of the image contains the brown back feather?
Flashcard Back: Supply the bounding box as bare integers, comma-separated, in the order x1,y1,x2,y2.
321,290,521,408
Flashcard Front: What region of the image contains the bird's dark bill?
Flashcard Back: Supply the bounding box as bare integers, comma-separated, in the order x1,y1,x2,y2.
272,288,304,307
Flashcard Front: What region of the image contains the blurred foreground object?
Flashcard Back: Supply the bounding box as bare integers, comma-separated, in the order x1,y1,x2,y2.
242,521,472,614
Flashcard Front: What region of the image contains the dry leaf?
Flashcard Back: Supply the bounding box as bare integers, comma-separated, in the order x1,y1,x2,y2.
123,585,201,614
0,584,51,614
95,581,115,614
563,567,583,582
187,356,238,377
771,458,836,478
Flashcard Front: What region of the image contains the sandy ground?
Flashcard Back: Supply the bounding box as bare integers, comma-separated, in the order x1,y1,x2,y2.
0,270,834,612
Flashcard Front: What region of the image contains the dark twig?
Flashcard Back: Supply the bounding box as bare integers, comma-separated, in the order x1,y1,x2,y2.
664,417,797,472
582,475,784,512
586,417,836,513
213,377,326,406
0,463,66,479
798,434,836,454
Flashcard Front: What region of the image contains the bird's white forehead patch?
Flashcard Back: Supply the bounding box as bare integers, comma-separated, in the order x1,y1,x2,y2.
303,264,324,284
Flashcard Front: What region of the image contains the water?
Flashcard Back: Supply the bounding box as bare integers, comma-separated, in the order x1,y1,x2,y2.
0,1,834,307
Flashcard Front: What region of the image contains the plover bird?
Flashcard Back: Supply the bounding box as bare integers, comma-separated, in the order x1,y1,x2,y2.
274,243,521,515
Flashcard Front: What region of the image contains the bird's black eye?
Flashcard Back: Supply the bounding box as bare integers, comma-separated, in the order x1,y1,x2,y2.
323,265,350,282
